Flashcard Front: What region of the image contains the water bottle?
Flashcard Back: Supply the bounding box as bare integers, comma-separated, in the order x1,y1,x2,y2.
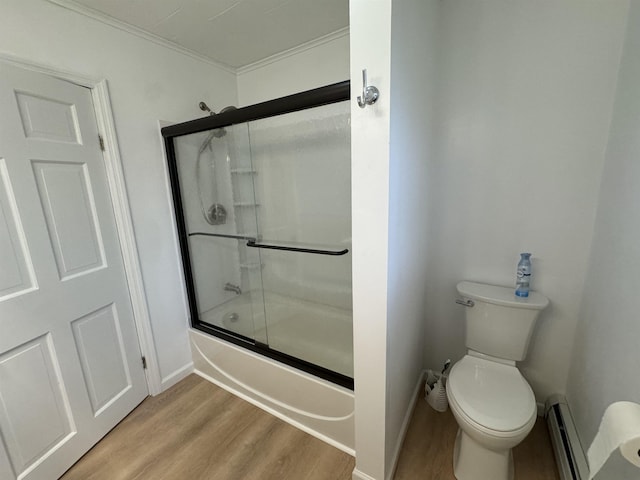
515,253,532,297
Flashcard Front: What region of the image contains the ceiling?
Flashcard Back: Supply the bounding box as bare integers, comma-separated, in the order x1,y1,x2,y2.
58,0,349,69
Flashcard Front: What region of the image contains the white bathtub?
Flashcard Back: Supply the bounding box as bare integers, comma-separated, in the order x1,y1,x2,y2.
193,291,355,453
190,328,355,453
200,291,353,377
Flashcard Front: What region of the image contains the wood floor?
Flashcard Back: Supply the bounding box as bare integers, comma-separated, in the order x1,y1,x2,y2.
394,394,560,480
61,374,559,480
60,374,354,480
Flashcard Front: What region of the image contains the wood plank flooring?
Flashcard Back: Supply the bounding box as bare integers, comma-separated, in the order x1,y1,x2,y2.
61,374,559,480
394,392,560,480
60,374,354,480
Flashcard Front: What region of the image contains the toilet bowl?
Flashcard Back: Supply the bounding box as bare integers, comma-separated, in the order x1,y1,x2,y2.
447,355,537,480
449,281,549,480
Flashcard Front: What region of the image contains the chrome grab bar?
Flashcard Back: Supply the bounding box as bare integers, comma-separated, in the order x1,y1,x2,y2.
455,298,475,308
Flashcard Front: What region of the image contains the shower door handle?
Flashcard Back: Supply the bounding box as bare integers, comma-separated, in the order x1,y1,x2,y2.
246,240,349,256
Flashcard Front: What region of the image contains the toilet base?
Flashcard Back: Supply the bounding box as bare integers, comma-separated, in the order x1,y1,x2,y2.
452,428,514,480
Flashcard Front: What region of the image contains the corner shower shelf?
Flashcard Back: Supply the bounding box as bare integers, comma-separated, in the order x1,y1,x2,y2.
230,168,257,174
233,202,260,207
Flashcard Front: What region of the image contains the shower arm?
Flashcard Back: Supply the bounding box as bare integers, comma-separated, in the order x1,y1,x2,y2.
188,232,349,256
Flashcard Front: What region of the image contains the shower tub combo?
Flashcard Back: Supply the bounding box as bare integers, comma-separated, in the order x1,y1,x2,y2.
162,82,354,452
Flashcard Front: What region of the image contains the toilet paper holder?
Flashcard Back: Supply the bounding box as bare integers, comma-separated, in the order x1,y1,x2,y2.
588,401,640,479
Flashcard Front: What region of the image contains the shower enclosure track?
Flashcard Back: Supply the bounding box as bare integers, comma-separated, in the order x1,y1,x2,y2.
162,81,349,138
162,80,352,389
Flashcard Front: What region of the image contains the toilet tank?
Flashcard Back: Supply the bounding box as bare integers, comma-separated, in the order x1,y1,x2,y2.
457,281,549,361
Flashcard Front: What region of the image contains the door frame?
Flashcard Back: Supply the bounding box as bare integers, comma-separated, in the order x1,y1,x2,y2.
0,53,162,395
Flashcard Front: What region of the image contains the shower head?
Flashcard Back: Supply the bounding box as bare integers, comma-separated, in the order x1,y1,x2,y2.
197,101,224,144
197,103,237,144
212,106,237,138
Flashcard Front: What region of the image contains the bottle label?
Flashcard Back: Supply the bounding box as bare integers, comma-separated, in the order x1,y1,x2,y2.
516,254,532,297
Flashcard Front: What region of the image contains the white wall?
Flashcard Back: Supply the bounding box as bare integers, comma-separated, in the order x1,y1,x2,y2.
350,0,392,478
423,0,629,402
351,0,440,478
385,0,438,476
237,32,349,106
566,2,639,478
0,0,238,389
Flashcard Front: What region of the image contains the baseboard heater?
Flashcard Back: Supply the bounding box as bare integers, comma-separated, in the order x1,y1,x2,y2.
546,397,590,480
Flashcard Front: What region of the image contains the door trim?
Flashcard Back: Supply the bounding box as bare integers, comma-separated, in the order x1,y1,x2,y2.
0,53,162,395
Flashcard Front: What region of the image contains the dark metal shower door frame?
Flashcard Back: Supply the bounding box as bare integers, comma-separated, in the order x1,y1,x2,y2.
162,80,353,389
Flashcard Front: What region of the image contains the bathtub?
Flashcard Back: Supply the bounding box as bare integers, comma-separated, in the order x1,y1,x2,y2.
200,291,353,377
192,291,355,453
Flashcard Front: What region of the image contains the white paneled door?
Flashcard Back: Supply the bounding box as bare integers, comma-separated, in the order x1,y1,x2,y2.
0,62,148,480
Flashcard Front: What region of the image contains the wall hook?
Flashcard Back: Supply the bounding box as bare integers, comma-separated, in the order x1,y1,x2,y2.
357,69,379,108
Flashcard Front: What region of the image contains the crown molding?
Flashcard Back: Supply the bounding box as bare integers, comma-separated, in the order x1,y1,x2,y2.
46,0,237,74
237,26,350,75
45,1,349,78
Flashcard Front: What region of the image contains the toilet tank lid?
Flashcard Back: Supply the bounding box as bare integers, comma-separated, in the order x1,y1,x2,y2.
457,281,549,310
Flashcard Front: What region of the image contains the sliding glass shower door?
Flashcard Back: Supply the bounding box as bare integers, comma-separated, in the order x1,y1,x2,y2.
167,84,352,386
247,102,352,377
173,123,268,344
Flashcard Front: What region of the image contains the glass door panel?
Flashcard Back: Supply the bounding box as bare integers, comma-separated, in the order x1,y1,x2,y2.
247,101,352,377
173,124,266,343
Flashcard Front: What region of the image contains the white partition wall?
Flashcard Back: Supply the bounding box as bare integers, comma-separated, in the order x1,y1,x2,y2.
350,0,438,478
385,0,439,474
350,0,392,477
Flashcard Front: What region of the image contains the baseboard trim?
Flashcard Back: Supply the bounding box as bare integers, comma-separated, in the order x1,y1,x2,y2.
386,370,426,480
160,362,194,392
537,401,545,417
350,370,426,480
352,468,378,480
194,369,355,456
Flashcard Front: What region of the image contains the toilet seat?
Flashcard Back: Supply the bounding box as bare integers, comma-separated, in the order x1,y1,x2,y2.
448,355,536,433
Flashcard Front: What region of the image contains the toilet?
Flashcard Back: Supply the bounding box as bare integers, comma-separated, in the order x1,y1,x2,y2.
447,281,549,480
